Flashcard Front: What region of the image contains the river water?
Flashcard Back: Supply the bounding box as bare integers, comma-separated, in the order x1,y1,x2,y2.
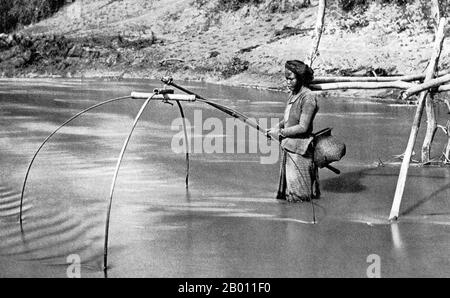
0,78,449,277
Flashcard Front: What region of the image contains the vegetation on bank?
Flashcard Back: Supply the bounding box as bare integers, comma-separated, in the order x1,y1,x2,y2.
3,0,443,34
0,0,67,33
0,0,449,95
194,0,312,12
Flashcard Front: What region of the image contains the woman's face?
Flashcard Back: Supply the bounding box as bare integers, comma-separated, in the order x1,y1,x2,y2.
285,69,301,92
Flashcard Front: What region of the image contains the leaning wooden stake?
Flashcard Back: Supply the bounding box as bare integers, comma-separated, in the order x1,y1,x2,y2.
422,93,438,163
389,18,447,221
444,120,450,163
309,0,326,67
422,2,447,164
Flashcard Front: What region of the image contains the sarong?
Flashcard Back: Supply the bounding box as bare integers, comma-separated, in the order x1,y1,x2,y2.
276,149,320,202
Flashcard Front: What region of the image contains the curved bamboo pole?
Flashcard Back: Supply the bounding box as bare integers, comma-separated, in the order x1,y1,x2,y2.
175,100,190,188
19,96,132,227
103,94,155,272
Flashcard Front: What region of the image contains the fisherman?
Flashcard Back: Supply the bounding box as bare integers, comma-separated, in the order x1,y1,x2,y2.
267,60,320,202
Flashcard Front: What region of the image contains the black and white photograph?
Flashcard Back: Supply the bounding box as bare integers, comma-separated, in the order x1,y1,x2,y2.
0,0,449,280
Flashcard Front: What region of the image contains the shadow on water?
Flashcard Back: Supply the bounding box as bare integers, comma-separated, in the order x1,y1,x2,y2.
321,168,368,194
400,182,450,217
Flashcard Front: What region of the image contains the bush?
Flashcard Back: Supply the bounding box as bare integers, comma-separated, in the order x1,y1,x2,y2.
217,0,264,12
0,0,15,33
193,0,209,8
222,57,249,78
380,0,411,5
196,0,311,13
0,0,66,33
338,0,368,12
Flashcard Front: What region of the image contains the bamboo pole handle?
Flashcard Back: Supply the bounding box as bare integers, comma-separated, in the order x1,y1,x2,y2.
162,77,342,175
131,92,196,101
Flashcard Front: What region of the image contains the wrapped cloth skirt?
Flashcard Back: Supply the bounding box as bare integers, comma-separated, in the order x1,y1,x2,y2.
276,149,320,202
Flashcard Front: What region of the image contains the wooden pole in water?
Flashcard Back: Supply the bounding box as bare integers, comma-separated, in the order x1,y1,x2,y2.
422,2,447,164
444,120,450,163
175,100,190,188
422,92,438,163
389,18,447,221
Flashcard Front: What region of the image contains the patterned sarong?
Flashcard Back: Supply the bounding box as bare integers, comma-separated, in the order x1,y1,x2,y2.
277,149,320,202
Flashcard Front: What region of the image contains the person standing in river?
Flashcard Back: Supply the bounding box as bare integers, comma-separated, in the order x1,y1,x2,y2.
267,60,320,202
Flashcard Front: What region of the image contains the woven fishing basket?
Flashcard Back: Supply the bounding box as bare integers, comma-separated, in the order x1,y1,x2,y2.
314,128,346,168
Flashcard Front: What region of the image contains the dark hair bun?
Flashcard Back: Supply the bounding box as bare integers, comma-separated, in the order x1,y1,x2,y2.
285,60,314,85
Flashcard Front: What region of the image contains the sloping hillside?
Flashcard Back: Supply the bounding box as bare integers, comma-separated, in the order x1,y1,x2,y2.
1,0,449,96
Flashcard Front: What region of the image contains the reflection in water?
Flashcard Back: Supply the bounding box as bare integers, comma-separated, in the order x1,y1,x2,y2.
390,223,404,251
0,78,449,277
0,190,103,267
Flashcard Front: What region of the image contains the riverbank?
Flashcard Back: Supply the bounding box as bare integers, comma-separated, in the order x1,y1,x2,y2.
1,0,450,100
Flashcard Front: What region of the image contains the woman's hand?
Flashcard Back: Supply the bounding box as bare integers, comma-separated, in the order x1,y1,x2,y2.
266,128,281,140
